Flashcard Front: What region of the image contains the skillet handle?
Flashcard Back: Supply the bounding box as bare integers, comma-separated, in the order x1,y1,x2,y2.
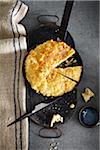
58,1,74,40
38,127,62,138
37,14,59,26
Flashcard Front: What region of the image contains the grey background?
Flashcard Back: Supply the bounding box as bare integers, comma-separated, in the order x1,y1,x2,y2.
22,1,99,150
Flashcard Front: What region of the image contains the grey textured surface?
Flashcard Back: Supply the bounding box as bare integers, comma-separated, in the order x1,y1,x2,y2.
22,1,99,150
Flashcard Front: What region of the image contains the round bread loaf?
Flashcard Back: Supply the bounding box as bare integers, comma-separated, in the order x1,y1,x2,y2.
25,40,82,97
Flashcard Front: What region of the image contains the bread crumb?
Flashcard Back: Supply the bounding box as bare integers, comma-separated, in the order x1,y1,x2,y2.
82,88,95,102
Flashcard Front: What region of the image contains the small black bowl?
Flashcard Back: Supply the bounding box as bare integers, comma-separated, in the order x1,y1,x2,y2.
79,106,99,128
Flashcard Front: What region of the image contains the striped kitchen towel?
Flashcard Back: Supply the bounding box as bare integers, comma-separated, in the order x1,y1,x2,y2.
0,0,29,150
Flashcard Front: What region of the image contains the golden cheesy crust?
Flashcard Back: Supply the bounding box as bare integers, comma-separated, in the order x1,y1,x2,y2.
25,40,82,97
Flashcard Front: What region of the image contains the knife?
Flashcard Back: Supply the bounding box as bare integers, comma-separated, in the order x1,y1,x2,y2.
7,97,61,127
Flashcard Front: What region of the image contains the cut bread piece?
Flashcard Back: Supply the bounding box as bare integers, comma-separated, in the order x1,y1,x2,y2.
35,69,77,97
56,66,82,82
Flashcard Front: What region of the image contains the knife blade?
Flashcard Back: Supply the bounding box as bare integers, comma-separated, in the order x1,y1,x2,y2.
7,97,61,127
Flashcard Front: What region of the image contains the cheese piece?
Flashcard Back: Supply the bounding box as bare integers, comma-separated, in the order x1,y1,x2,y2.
50,114,63,127
82,88,95,102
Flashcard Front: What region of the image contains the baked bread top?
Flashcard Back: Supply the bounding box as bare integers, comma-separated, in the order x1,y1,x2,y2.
25,40,82,97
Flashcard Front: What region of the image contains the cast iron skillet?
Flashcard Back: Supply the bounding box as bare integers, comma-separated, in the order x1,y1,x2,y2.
24,1,83,137
24,19,83,127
